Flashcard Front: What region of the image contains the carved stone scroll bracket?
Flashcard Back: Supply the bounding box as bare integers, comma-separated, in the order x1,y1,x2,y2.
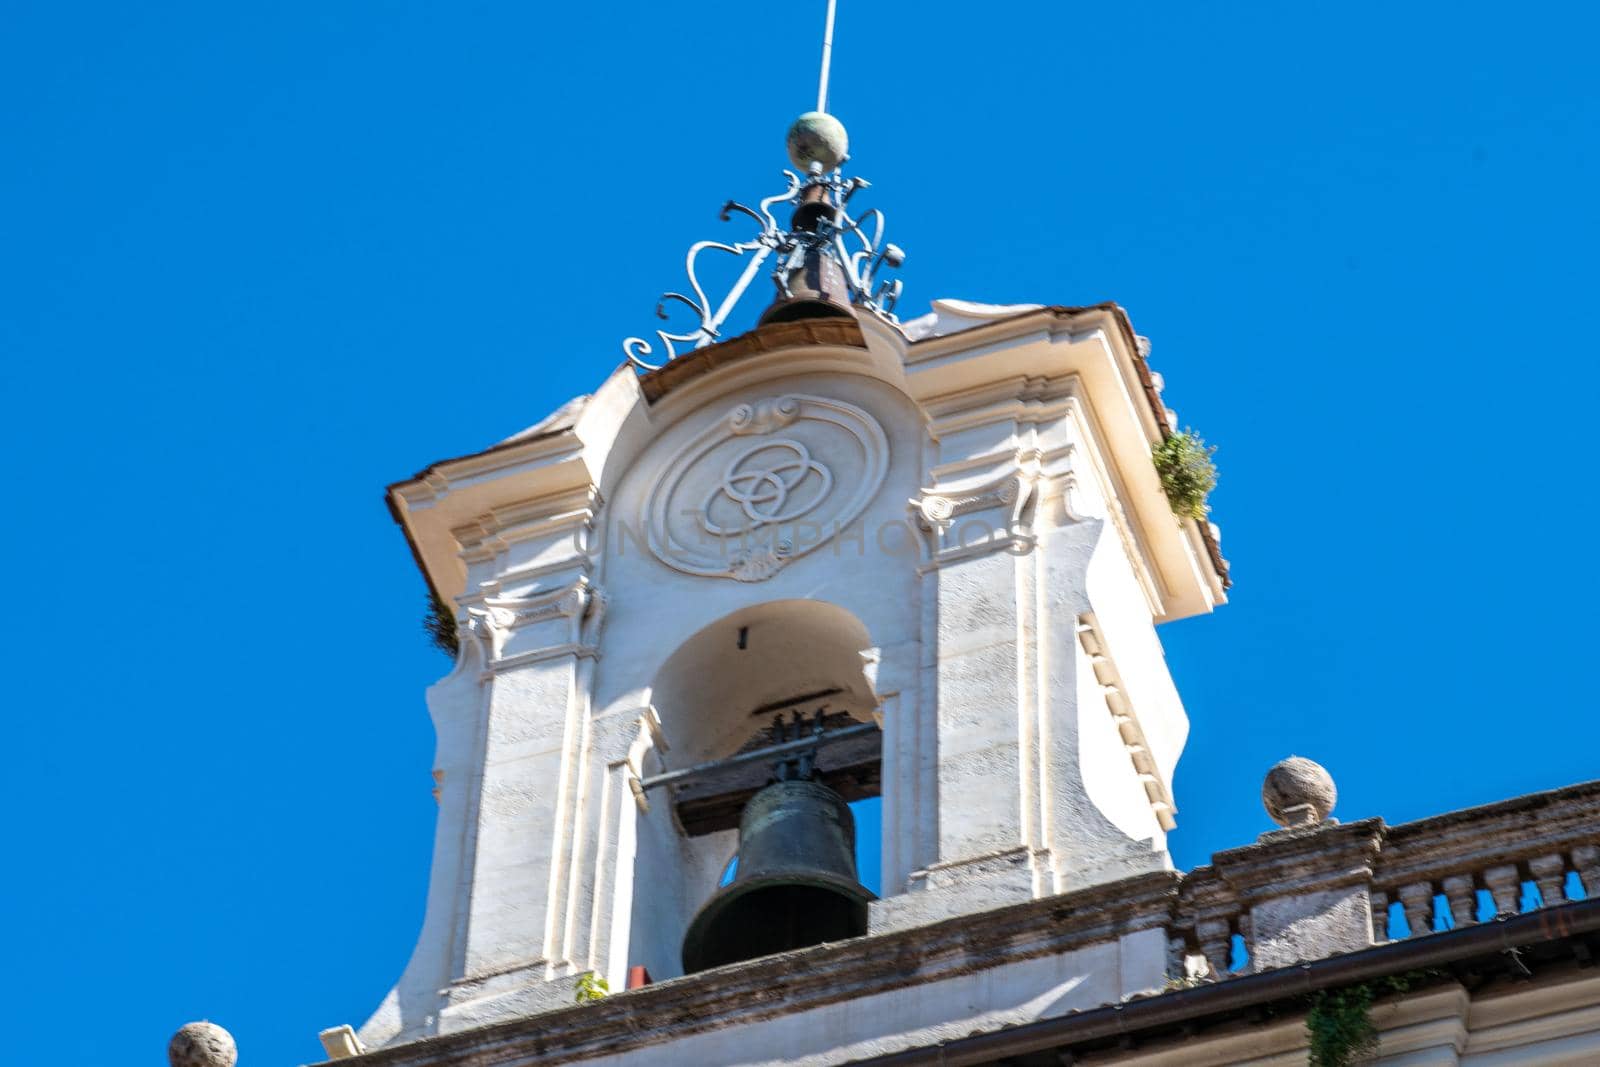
1028,444,1088,526
910,470,1032,573
466,576,606,674
727,395,802,436
910,447,1079,572
438,610,492,684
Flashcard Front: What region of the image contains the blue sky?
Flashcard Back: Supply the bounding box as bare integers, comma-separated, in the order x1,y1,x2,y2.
4,2,1597,1063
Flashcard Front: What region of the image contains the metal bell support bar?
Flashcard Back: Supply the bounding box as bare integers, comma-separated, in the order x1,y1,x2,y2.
633,716,878,797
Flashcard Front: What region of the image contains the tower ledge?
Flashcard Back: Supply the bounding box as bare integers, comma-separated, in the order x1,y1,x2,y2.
325,778,1600,1066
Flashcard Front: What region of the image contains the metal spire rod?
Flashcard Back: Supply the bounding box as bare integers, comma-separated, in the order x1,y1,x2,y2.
817,0,838,112
620,11,911,373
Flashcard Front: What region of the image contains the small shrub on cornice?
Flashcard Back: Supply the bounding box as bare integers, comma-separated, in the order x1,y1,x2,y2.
424,591,459,660
1306,972,1429,1067
1306,984,1378,1067
575,971,610,1003
1152,428,1217,522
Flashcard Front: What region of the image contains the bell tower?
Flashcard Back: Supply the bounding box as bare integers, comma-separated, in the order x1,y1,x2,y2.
357,110,1229,1049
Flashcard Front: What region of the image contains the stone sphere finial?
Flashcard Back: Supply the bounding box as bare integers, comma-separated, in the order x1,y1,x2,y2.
168,1022,237,1067
786,111,849,170
1262,756,1337,827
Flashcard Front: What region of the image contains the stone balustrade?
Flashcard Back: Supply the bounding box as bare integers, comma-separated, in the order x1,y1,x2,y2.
1169,778,1600,981
193,772,1599,1065
318,778,1597,1066
1369,779,1600,941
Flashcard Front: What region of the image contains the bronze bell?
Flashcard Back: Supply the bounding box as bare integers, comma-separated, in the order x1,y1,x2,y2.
757,246,856,326
757,181,857,327
680,775,875,974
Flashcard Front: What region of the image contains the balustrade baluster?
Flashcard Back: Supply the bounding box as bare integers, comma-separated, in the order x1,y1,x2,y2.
1483,864,1521,916
1370,890,1389,942
1572,845,1598,897
1441,874,1476,928
1195,917,1233,978
1529,854,1569,907
1398,882,1434,936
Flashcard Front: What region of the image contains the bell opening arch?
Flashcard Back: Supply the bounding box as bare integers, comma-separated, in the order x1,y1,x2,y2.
624,598,884,980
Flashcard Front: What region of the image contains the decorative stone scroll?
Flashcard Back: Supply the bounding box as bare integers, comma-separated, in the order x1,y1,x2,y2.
646,394,888,581
909,446,1080,570
462,576,606,669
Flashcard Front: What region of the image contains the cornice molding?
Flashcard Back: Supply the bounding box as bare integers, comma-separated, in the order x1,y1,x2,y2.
453,486,602,565
350,871,1183,1067
638,318,868,403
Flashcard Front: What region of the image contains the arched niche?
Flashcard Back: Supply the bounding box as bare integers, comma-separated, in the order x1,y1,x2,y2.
625,598,882,980
651,598,879,762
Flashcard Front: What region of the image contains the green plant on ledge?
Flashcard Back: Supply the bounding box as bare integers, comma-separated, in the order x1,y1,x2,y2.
1152,428,1217,522
575,971,610,1004
1306,973,1427,1067
1306,984,1380,1067
424,590,459,660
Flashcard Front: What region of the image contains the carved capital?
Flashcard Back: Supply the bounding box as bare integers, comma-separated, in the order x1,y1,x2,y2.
910,446,1078,570
467,576,605,666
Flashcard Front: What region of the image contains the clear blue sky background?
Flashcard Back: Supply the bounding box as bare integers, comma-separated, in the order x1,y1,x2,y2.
4,2,1597,1063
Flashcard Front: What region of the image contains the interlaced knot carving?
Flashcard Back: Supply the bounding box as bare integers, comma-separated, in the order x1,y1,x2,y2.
702,440,833,535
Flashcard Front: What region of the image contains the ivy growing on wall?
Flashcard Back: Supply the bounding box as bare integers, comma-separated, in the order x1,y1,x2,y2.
1306,984,1380,1067
1305,972,1430,1067
1151,428,1218,522
424,590,459,660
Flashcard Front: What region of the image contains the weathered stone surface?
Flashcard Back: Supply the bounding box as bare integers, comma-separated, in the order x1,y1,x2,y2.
1205,818,1383,971
1372,779,1600,920
350,872,1182,1066
1261,756,1337,827
167,1022,236,1067
1248,887,1374,970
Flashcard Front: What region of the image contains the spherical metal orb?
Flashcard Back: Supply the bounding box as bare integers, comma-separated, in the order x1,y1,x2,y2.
168,1021,237,1067
1262,756,1337,827
786,111,849,170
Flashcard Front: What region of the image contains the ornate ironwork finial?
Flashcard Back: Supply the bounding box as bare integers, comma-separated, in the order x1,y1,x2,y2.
621,112,907,372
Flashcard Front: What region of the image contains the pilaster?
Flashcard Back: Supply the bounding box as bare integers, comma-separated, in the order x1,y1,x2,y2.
874,376,1175,931
436,574,606,1032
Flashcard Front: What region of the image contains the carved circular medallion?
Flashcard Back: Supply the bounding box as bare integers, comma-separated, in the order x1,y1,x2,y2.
646,394,888,581
702,439,833,535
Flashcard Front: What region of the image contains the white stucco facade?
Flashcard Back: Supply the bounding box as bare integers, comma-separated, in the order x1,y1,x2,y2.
359,301,1228,1050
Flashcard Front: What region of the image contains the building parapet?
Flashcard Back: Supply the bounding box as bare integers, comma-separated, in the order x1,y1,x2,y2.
1371,778,1600,943
1170,777,1599,981
312,774,1599,1065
